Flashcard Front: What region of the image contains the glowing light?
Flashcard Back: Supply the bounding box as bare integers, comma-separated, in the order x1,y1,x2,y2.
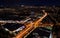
16,11,48,38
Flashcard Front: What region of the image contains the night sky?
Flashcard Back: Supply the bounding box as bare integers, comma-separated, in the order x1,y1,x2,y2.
0,0,60,6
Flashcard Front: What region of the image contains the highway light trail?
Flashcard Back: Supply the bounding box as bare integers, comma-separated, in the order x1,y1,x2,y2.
16,22,34,38
34,11,48,28
15,10,48,38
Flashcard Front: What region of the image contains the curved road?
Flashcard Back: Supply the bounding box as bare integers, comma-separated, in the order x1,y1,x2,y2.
15,10,48,38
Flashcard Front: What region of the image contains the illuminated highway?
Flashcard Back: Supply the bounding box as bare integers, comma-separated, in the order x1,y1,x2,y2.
15,10,48,38
0,6,60,38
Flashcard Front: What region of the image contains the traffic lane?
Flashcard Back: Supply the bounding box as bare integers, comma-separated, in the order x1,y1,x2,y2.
15,11,48,38
15,22,34,38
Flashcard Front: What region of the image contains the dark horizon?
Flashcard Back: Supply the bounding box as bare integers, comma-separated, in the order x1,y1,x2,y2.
0,0,60,7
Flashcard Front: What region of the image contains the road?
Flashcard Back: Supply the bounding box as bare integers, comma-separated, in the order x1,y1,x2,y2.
15,10,48,38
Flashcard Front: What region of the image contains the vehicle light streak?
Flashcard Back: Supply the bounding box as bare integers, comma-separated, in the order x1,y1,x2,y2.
16,10,48,38
15,22,34,38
